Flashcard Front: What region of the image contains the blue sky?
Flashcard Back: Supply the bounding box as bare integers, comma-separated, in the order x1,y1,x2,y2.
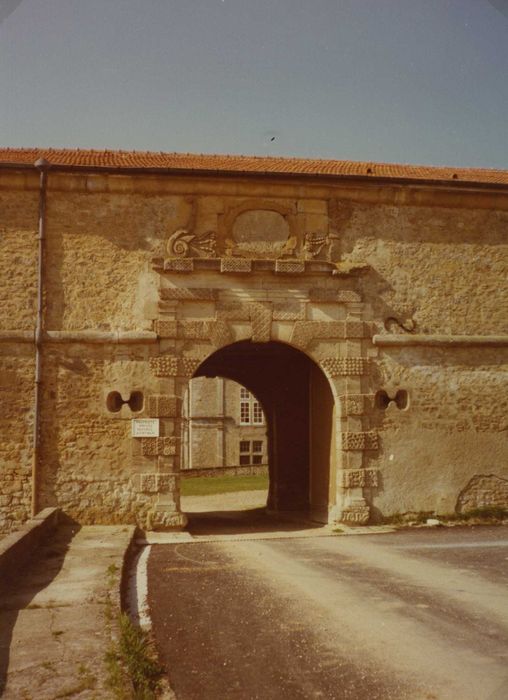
0,0,507,168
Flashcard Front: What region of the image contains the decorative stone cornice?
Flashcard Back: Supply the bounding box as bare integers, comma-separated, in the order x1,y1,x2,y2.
153,257,366,276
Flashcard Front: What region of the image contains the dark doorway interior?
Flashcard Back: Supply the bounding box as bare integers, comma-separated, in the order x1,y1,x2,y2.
194,341,335,521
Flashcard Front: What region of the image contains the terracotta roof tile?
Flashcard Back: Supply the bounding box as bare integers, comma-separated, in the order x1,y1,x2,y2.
0,147,506,186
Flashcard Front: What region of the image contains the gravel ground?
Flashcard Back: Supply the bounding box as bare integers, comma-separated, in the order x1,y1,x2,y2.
181,489,268,513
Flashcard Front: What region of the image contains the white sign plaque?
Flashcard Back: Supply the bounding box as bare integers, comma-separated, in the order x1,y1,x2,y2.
131,418,160,438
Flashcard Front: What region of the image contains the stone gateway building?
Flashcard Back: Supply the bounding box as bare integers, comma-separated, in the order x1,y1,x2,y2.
0,148,507,533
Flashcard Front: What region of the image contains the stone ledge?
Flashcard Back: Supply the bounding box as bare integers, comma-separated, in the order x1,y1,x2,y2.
373,334,508,347
0,330,34,342
0,507,60,587
0,330,158,344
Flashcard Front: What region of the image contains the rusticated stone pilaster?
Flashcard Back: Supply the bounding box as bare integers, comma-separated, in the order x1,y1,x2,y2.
342,431,379,451
149,356,201,378
340,504,370,524
141,437,179,457
339,468,379,488
147,395,179,418
140,473,177,493
321,357,369,377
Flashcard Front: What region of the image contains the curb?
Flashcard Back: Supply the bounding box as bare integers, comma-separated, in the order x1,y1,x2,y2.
118,525,141,614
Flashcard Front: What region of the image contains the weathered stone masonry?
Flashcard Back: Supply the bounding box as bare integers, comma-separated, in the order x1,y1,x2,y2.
0,149,507,532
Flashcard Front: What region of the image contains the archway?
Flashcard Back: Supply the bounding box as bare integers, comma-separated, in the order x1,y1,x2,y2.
191,341,336,522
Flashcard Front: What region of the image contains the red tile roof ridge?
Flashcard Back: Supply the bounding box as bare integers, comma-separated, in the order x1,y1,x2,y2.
0,147,507,186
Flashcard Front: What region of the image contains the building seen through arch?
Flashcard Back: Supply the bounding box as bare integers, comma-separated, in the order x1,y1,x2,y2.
181,377,268,472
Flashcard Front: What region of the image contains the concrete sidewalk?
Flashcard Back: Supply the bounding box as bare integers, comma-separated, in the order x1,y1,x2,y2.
0,523,134,700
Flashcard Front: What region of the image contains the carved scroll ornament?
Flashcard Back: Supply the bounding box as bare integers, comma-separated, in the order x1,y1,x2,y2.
167,229,217,258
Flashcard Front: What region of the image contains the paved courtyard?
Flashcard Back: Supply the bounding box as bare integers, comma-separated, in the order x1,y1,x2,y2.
147,521,508,700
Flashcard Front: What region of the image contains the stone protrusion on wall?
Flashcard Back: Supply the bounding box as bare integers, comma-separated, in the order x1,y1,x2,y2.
149,356,201,377
160,287,218,301
216,302,251,321
141,437,179,457
149,508,187,530
173,321,209,340
321,357,370,377
339,394,372,416
220,258,252,273
140,473,176,494
340,502,371,524
309,288,362,303
249,302,273,343
275,260,305,274
192,321,219,340
272,302,306,321
154,320,178,337
209,319,233,348
181,357,202,377
147,394,179,417
456,474,508,514
290,322,369,350
164,258,194,272
342,430,379,451
149,356,179,377
340,468,379,488
345,321,368,338
291,321,351,349
153,319,232,348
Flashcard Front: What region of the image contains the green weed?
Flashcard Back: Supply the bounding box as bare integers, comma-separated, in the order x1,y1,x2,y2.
105,613,163,700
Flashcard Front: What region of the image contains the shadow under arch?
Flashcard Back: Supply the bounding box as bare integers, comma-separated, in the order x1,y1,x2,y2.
192,340,336,523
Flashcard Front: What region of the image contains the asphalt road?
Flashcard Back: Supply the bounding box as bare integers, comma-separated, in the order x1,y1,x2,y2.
147,525,508,700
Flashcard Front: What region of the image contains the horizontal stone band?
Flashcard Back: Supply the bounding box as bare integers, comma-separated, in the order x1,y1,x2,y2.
373,334,508,347
0,330,158,344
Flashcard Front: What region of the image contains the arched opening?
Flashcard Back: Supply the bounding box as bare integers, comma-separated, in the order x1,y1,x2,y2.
180,376,269,514
185,340,336,523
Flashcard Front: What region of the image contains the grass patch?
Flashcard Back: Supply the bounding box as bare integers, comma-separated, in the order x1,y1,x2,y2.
105,613,163,700
104,561,163,699
181,473,269,497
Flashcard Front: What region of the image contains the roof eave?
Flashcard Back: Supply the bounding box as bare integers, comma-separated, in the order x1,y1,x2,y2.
0,159,507,192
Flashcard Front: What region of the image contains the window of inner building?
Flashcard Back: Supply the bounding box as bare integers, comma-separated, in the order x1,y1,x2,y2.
239,387,264,425
239,439,264,466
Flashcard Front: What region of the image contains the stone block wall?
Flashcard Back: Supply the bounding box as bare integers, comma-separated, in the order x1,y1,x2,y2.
0,177,39,532
36,345,164,527
338,202,508,335
0,178,38,331
0,346,34,533
368,346,508,517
